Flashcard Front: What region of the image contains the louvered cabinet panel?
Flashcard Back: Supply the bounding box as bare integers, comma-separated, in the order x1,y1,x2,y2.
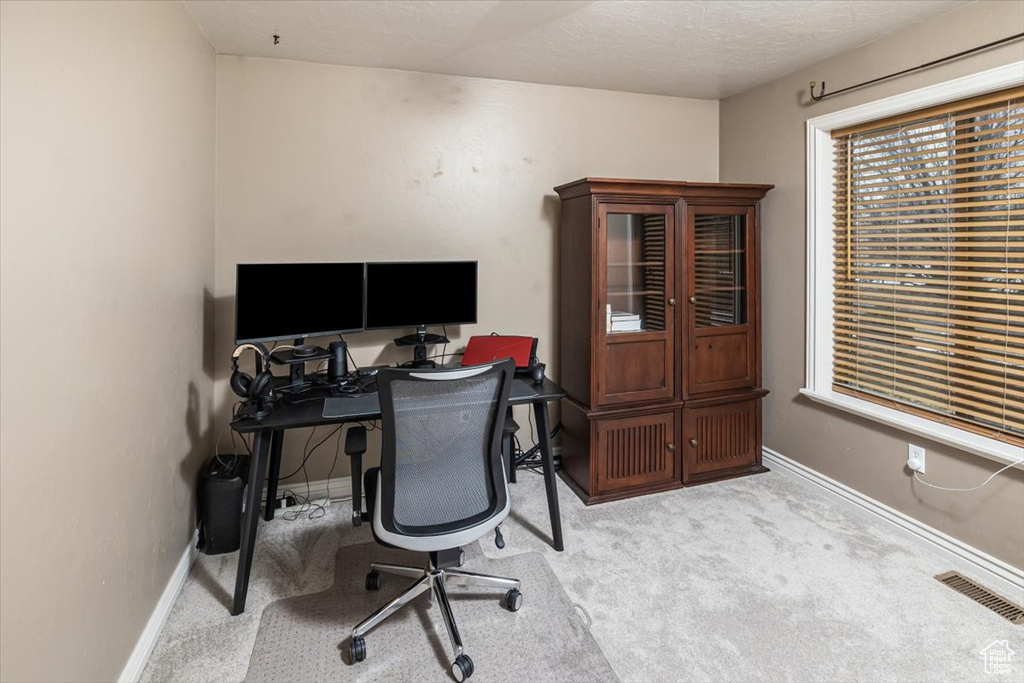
595,411,678,494
682,400,759,482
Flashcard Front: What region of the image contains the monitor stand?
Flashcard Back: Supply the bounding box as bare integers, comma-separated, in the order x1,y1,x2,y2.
290,338,313,384
394,325,449,368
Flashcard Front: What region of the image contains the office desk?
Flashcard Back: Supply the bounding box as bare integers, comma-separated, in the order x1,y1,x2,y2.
229,376,566,615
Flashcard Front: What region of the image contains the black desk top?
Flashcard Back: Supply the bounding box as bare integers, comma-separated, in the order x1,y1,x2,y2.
231,376,566,433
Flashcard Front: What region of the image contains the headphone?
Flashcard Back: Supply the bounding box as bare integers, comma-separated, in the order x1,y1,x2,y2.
230,342,274,401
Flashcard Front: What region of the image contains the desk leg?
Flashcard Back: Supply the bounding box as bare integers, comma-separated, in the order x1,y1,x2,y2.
350,450,363,526
263,430,284,522
233,428,270,615
533,401,564,551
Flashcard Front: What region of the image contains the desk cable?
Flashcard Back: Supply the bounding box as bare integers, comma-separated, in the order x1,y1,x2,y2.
280,427,344,521
512,416,563,476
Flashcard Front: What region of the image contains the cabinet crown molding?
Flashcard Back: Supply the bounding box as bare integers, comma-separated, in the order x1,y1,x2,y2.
553,177,775,202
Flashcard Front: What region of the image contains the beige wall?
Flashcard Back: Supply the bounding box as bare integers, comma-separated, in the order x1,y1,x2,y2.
0,2,215,681
720,0,1024,569
214,56,718,482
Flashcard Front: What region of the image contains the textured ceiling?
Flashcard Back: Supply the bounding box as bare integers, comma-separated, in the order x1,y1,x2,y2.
185,0,970,99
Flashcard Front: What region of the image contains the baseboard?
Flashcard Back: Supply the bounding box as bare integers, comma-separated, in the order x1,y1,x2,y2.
118,529,200,683
259,451,561,508
258,443,562,508
763,447,1024,602
117,476,354,681
263,476,354,507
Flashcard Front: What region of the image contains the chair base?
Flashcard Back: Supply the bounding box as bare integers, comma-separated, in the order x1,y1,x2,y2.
348,557,522,681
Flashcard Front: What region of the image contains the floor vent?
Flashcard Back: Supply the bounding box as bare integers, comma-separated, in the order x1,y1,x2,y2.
935,572,1024,625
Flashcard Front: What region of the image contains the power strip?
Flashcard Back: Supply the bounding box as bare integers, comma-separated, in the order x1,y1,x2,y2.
274,495,342,511
272,495,297,510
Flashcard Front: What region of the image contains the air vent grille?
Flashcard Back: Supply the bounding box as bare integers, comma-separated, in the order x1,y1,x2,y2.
935,572,1024,625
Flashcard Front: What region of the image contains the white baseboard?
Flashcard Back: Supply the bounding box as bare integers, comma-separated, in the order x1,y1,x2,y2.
763,447,1024,602
118,529,200,683
264,476,354,508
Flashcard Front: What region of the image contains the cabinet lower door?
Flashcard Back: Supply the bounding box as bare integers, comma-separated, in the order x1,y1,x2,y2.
595,410,678,494
682,399,761,484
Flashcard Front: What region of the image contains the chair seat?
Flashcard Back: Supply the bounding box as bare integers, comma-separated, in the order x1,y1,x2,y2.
371,477,510,553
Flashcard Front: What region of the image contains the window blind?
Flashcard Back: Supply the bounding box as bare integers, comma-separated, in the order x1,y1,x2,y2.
831,87,1024,446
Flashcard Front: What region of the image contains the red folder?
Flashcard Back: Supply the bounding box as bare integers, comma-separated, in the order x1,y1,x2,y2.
461,335,537,369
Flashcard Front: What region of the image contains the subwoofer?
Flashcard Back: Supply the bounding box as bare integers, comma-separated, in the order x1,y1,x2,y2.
197,453,249,555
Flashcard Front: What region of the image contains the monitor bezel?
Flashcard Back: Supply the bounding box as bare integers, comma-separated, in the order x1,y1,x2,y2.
233,262,366,344
363,260,479,331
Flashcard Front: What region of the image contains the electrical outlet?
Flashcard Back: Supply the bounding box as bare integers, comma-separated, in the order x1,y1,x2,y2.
907,444,926,473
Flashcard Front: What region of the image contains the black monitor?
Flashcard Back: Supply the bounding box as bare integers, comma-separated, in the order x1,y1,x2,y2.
234,263,365,343
364,261,478,330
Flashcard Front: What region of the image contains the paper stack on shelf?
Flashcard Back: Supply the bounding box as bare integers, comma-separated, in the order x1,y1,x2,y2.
608,309,642,332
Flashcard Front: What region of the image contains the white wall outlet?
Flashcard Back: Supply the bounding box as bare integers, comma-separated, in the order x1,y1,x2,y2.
907,444,926,473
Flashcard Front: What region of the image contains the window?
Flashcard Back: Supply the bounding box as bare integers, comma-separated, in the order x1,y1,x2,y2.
832,88,1023,445
804,63,1024,463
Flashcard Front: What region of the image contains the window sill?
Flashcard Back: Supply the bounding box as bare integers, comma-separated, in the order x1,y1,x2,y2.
799,387,1024,467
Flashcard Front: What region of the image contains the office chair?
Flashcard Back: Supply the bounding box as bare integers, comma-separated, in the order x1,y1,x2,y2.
346,359,522,682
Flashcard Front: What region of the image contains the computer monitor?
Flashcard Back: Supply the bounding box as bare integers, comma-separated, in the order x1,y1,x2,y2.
234,263,365,344
364,261,478,330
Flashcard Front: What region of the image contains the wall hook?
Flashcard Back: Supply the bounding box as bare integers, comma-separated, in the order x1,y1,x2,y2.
273,34,280,45
809,81,826,102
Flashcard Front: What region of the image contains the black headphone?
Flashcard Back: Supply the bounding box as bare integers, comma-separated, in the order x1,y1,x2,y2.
230,343,274,400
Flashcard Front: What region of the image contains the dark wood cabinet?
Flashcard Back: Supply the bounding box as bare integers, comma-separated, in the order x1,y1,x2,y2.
555,178,773,503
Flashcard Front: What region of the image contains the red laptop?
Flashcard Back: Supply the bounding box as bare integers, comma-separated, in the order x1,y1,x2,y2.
461,335,537,371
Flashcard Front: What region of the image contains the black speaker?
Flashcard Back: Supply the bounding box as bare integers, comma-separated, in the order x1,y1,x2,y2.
328,340,348,381
197,453,249,555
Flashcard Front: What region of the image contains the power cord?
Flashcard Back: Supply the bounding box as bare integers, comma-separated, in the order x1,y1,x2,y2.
275,424,343,481
229,401,252,456
339,334,360,375
914,457,1024,492
510,420,562,475
280,428,347,521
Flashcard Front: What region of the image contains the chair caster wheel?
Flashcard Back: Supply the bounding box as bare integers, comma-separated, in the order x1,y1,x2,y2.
349,636,366,663
452,653,474,681
365,571,381,591
503,588,523,612
459,550,466,567
494,526,505,549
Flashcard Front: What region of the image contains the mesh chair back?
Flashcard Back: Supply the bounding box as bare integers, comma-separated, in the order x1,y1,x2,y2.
376,360,514,536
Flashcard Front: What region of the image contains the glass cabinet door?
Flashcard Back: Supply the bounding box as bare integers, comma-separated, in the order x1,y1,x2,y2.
686,205,756,395
597,203,675,406
605,212,668,335
692,213,747,328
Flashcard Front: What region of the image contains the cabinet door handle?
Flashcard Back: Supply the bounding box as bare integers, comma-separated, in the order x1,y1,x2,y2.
668,298,677,306
689,296,697,304
689,438,698,447
667,443,676,452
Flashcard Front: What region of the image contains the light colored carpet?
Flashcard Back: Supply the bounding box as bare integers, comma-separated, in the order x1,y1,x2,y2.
141,468,1024,683
245,543,617,682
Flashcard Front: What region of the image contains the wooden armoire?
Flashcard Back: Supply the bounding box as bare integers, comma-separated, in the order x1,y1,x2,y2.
555,178,773,504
